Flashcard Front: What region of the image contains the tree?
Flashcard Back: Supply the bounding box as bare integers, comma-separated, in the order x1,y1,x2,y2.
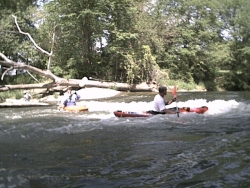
1,0,250,92
218,0,250,90
0,0,39,69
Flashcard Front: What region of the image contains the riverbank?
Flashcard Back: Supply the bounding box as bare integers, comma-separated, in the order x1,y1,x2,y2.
0,98,52,107
0,86,206,107
0,87,121,107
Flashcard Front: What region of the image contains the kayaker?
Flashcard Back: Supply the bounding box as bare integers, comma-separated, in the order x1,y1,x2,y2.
149,85,179,114
59,87,80,110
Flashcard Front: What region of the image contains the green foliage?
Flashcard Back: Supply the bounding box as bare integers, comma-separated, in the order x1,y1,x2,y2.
65,58,79,79
157,76,204,91
219,72,250,91
50,65,65,77
3,73,43,84
216,0,250,90
0,90,23,100
1,0,250,91
121,45,159,84
53,93,59,99
108,85,118,90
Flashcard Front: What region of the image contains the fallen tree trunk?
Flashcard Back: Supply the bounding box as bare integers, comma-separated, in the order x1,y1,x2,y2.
0,79,157,92
0,54,157,92
0,57,61,82
83,79,157,92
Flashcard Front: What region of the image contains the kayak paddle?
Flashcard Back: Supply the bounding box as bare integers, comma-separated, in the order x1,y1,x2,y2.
172,86,179,117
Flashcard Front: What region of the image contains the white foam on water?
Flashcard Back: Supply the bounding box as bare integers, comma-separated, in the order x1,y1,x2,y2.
78,100,153,112
2,87,250,134
63,87,121,100
78,98,243,116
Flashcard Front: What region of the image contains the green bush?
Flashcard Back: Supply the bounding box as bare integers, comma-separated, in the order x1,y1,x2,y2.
0,90,23,100
156,77,203,91
3,73,44,85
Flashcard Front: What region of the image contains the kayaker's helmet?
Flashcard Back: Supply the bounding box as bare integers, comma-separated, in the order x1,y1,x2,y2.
159,86,167,93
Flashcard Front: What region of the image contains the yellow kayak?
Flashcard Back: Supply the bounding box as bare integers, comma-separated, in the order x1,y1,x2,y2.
63,106,88,112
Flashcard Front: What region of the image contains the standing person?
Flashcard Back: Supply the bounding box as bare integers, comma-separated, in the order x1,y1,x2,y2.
23,91,31,101
150,85,179,114
59,88,80,110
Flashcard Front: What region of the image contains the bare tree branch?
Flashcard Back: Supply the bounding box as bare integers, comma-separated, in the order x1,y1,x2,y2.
12,15,52,57
12,15,56,71
0,53,12,62
47,24,56,70
1,67,13,80
0,55,60,82
27,71,39,82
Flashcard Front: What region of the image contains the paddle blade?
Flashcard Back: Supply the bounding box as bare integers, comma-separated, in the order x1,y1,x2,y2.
172,86,177,96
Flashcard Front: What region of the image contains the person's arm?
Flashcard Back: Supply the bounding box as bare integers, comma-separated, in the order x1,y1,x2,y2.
76,93,80,100
165,94,177,105
72,90,80,100
163,94,178,114
58,98,67,110
163,108,178,114
165,98,176,105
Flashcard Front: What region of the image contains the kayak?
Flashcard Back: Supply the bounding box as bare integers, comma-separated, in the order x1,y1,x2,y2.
114,111,153,118
114,106,208,118
63,106,88,112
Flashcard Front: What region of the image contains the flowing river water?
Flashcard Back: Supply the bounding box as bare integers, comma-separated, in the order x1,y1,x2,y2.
0,91,250,188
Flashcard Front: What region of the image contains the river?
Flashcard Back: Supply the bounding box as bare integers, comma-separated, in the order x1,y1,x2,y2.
0,91,250,188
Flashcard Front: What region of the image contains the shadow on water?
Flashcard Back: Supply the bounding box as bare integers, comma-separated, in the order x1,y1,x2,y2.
0,91,250,187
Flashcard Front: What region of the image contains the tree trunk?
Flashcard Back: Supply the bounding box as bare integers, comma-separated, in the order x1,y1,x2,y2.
0,56,157,92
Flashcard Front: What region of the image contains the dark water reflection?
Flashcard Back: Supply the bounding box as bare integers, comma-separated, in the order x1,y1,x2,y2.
0,91,250,187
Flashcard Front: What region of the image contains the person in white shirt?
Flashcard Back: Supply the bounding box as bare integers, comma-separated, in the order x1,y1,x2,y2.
23,91,31,101
152,85,179,114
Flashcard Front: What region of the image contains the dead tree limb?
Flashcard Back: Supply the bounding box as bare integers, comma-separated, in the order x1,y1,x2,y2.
12,15,55,70
1,67,13,80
